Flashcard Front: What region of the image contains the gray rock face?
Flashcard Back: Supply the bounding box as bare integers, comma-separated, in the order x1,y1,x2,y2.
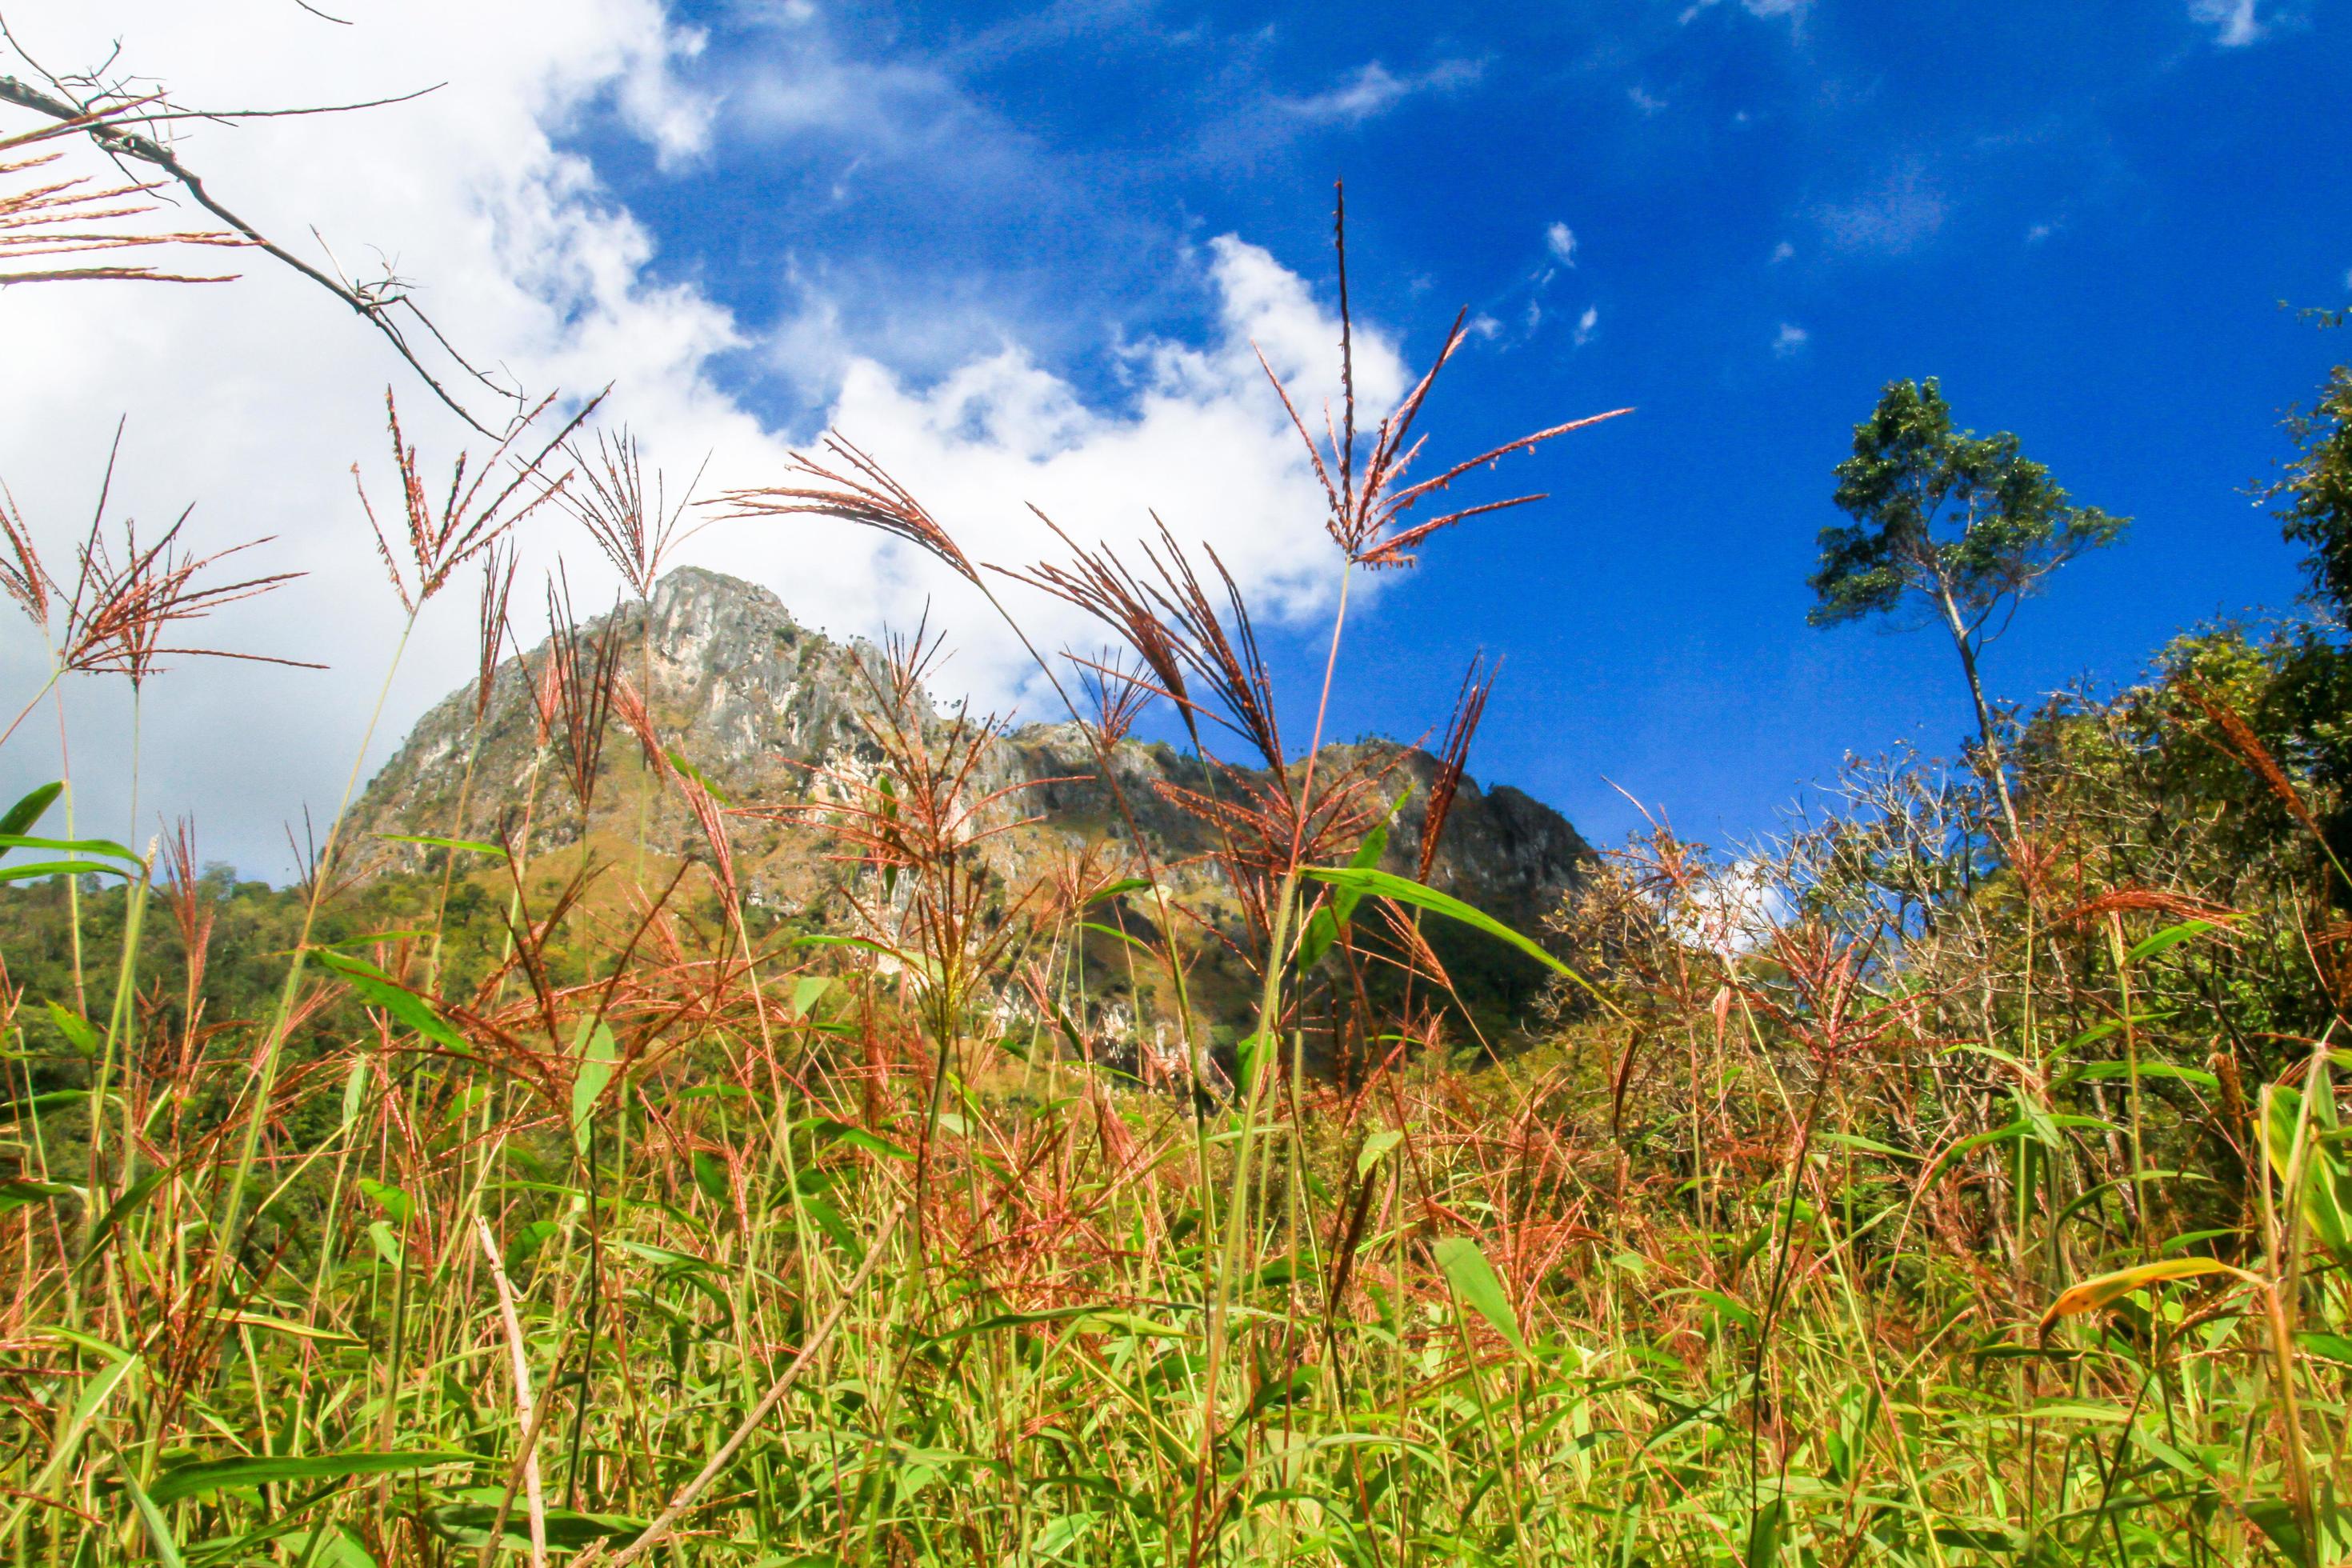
350,566,1592,942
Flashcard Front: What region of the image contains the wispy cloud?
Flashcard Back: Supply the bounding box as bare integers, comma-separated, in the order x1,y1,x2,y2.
1277,58,1485,126
1574,306,1599,346
2189,0,2265,46
1545,222,1578,266
1769,240,1794,263
1679,0,1810,24
1627,85,1667,115
1773,322,1809,357
1818,160,1948,257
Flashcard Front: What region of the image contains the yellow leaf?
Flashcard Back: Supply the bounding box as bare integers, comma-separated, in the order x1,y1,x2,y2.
2039,1257,2262,1333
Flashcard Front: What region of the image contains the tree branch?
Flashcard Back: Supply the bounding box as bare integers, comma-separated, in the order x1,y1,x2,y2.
0,65,515,434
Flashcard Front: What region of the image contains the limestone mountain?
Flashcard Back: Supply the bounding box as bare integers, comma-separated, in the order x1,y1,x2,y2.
349,566,1593,1030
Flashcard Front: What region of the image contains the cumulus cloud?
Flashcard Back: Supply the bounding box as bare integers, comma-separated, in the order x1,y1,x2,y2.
1545,223,1578,266
0,2,1410,874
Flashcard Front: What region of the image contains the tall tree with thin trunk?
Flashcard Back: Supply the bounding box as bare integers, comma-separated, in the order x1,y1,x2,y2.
1808,377,2127,832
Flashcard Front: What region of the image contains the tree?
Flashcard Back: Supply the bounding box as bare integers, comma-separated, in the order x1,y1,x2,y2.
2273,361,2352,622
1809,378,2128,829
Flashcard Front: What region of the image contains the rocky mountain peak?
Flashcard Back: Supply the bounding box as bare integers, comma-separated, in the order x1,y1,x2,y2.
351,566,1593,954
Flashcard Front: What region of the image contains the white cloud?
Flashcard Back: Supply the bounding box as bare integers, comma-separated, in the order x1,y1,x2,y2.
1679,0,1810,23
1818,161,1947,256
1573,306,1599,346
0,2,1414,874
1772,322,1809,357
1545,222,1578,266
2189,0,2265,46
1675,855,1791,959
1627,85,1666,115
1278,58,1484,126
1769,240,1794,264
2026,222,2055,244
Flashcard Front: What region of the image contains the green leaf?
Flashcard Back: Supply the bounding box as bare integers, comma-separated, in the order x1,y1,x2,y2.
14,1338,139,1510
121,1463,186,1568
2060,1060,2219,1089
1296,826,1390,974
922,1305,1158,1346
611,1238,714,1271
356,1178,413,1225
1921,1118,2038,1187
0,1089,86,1126
691,1150,732,1203
0,831,141,862
1333,822,1388,921
1357,1130,1404,1178
665,751,732,806
572,1018,618,1159
148,1450,478,1507
1746,1497,1786,1568
0,858,134,884
375,833,509,859
2262,1082,2352,1262
1234,1031,1272,1094
1818,1130,1918,1162
286,1525,378,1568
2245,1499,2309,1564
1078,920,1154,954
1301,865,1607,1009
1431,1235,1524,1350
809,1116,914,1162
0,781,62,841
1293,906,1342,976
340,1058,370,1133
313,952,469,1053
44,1001,99,1058
2125,917,2234,966
788,975,833,1020
0,1178,78,1214
2059,1011,2176,1054
797,1194,859,1257
425,1501,646,1549
82,1168,166,1266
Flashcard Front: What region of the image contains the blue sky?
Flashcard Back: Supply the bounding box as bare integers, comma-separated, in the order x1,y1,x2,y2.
3,0,2347,873
566,0,2352,848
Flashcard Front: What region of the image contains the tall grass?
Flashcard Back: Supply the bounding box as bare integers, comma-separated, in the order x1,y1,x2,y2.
4,202,2351,1568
